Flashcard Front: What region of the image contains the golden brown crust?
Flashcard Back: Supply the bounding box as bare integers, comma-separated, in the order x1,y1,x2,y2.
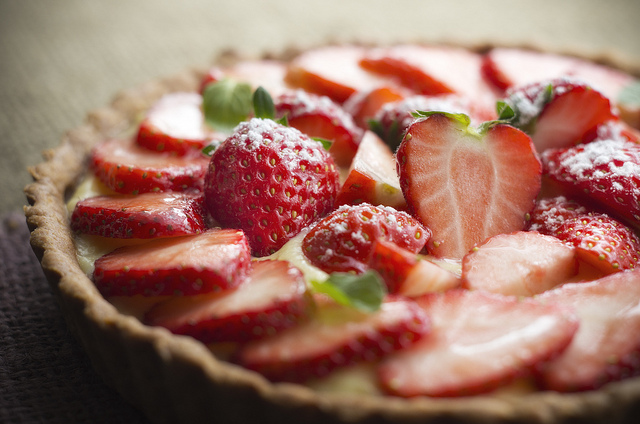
24,45,640,424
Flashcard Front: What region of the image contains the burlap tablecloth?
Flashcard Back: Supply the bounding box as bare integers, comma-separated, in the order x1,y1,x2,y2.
2,0,640,423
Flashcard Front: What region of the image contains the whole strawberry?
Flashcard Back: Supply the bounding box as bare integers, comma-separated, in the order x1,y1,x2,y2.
204,118,341,256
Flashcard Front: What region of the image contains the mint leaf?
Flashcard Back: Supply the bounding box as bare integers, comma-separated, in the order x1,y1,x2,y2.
618,80,640,106
202,79,253,132
252,86,276,119
412,110,471,127
311,270,386,313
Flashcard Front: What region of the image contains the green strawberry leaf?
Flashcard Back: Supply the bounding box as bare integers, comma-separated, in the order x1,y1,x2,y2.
252,86,276,120
202,79,253,132
618,80,640,106
313,137,333,151
412,110,471,127
496,100,516,120
311,270,386,313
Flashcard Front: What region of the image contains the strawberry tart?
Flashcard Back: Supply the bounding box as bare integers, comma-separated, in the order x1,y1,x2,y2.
25,43,640,423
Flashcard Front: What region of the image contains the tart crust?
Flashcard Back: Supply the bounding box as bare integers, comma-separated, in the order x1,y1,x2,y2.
24,45,640,424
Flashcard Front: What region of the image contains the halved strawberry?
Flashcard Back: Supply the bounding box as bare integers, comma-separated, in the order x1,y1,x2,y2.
553,214,640,274
505,78,615,151
302,203,429,274
274,90,363,167
93,229,250,297
136,92,224,155
285,45,392,103
201,60,290,97
91,138,209,194
233,296,431,382
335,131,406,210
541,138,640,230
204,118,341,256
368,239,460,296
461,231,578,296
342,86,407,129
361,45,498,110
144,260,312,343
378,289,578,397
70,192,206,239
397,113,541,259
536,270,640,392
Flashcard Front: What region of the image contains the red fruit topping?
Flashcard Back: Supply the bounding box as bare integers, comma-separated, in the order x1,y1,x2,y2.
144,260,312,343
378,289,578,397
369,239,459,296
527,196,590,234
274,90,363,167
397,113,541,259
536,270,640,392
302,203,429,274
93,229,251,297
461,231,577,296
542,138,640,230
136,92,224,155
506,78,615,151
335,131,406,210
70,192,206,239
204,118,340,256
343,86,407,129
553,214,640,274
285,45,391,103
234,296,431,382
91,138,209,194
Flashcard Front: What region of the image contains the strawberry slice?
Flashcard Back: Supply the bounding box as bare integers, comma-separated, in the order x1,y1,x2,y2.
144,260,312,343
204,118,341,256
285,45,392,103
397,113,541,259
378,289,578,397
233,296,431,382
368,239,460,296
342,86,407,129
335,131,406,210
274,90,364,167
461,231,578,296
536,270,640,392
93,229,251,297
302,203,429,274
360,45,498,110
541,138,640,230
505,78,615,151
201,60,290,97
70,192,206,239
553,214,640,274
136,92,224,155
91,138,209,194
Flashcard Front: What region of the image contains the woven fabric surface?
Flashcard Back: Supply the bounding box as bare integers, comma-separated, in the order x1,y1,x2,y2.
0,212,149,424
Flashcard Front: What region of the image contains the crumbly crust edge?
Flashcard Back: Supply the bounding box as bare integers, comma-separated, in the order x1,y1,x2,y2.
23,44,640,424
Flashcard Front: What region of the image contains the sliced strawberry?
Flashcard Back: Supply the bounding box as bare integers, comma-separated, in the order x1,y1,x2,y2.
536,270,640,392
285,45,392,103
70,192,206,239
553,214,640,274
368,239,460,296
204,118,340,256
144,260,312,343
541,138,640,230
527,196,590,234
342,86,407,129
397,113,541,259
461,231,578,296
369,94,482,150
93,229,250,297
360,45,498,110
136,92,224,155
234,296,431,382
581,119,640,144
274,90,363,167
378,289,578,397
335,131,406,210
302,203,428,274
91,138,209,194
505,78,615,151
201,60,291,97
